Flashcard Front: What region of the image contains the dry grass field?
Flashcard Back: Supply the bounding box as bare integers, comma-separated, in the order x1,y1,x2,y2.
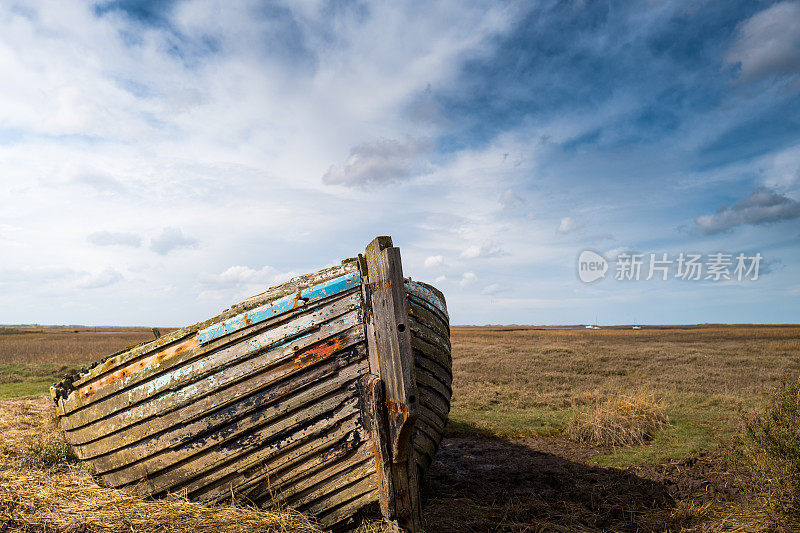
0,397,323,533
0,324,799,531
421,325,800,531
0,327,164,399
448,326,800,464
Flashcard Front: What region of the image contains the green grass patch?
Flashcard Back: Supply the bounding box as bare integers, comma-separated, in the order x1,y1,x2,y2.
592,415,715,466
448,390,752,469
0,379,56,399
446,405,571,438
0,363,79,399
590,398,738,467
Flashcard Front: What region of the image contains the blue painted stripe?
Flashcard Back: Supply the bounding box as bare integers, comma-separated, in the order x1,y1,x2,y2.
198,271,361,344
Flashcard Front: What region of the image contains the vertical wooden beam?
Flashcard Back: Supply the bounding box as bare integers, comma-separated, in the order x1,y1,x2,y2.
363,236,422,532
359,374,394,519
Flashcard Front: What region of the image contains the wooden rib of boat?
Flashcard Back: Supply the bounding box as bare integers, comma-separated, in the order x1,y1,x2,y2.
52,236,451,532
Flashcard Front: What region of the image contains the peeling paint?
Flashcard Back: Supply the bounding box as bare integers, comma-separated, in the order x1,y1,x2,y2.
80,337,199,401
198,271,361,344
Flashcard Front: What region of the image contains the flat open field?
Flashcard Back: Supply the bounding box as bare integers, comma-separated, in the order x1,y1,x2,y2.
1,325,798,531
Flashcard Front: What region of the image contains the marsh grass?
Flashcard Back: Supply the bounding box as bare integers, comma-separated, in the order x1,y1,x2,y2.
0,326,160,365
20,435,79,471
567,393,669,447
0,326,162,399
728,377,800,528
0,396,323,533
450,325,800,464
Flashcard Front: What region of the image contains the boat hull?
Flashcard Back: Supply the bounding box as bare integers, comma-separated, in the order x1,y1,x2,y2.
53,237,450,531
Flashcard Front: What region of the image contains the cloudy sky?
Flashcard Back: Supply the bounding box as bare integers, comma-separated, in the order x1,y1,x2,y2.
1,0,799,326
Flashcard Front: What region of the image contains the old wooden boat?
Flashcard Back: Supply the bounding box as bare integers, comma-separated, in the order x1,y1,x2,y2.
51,236,451,531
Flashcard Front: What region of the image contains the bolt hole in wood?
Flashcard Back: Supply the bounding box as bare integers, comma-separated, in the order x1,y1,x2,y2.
409,395,416,403
397,324,406,332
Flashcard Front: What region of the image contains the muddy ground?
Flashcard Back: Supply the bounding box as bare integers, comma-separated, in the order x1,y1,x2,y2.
419,436,743,532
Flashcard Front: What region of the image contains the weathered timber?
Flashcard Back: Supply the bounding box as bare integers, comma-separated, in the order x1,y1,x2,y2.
360,374,394,518
407,279,452,479
53,237,450,531
364,236,422,532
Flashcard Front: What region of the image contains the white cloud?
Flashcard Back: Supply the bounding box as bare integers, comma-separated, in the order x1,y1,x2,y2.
0,0,520,325
435,275,447,283
482,283,501,295
87,231,141,247
460,240,503,259
423,255,444,268
459,272,477,287
724,1,800,82
149,227,199,255
78,267,123,289
558,217,582,234
197,265,297,303
499,187,524,208
763,145,800,190
73,172,128,195
322,138,433,187
0,267,78,284
603,247,630,261
199,265,295,289
694,187,800,234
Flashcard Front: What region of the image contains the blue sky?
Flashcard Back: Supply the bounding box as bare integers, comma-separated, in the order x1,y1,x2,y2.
1,0,799,326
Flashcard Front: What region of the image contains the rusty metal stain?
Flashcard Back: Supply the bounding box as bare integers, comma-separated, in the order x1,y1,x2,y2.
368,278,393,292
79,336,200,401
385,400,409,416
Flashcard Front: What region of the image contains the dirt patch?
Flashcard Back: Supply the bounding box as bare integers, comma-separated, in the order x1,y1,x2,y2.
632,452,743,506
421,436,748,532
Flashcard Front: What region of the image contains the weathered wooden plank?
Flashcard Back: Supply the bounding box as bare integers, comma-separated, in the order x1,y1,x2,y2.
62,298,362,435
198,271,361,343
410,338,452,378
67,262,359,392
360,374,394,518
124,392,364,498
196,413,364,502
98,369,366,488
412,428,437,461
407,315,451,356
234,261,359,312
364,236,421,532
418,405,446,435
73,333,366,461
273,446,375,507
407,302,451,346
299,471,378,519
414,356,453,393
415,367,452,405
414,415,443,448
416,387,450,422
138,398,365,499
406,295,450,338
317,488,383,528
61,289,361,417
404,280,449,319
231,426,369,504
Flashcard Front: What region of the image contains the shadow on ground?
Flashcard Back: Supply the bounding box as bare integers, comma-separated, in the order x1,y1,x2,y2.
421,436,676,532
